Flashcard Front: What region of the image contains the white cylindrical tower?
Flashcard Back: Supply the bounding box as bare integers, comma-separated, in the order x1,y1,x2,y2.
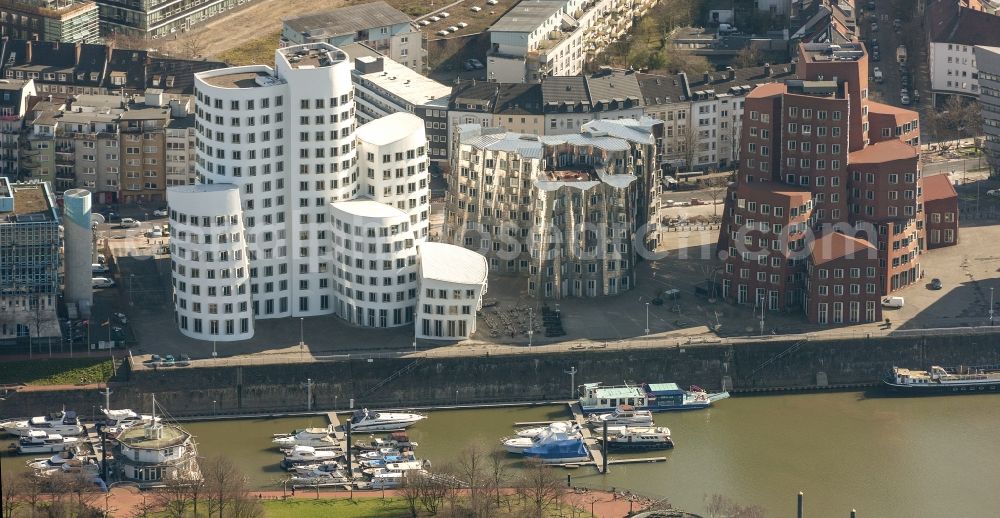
330,199,419,328
62,188,92,310
167,184,253,341
356,112,431,241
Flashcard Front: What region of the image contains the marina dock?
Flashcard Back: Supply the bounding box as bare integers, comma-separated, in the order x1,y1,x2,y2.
569,402,606,473
325,412,346,441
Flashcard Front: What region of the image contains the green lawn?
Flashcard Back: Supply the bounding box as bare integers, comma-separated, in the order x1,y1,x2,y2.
0,358,114,386
262,498,411,518
217,30,281,66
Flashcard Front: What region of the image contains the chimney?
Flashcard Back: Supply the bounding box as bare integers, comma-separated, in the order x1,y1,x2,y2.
25,40,31,63
703,72,711,83
764,63,772,77
726,66,735,80
74,42,82,65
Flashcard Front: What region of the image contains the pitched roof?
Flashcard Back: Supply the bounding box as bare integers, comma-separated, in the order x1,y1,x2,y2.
283,2,412,38
494,83,542,115
810,232,876,265
584,69,643,110
926,1,1000,46
489,0,566,33
848,139,918,165
922,173,959,203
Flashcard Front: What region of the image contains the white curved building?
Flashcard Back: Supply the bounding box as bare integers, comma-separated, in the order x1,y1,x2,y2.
167,184,253,341
330,199,419,328
193,43,357,320
416,242,489,340
356,112,430,241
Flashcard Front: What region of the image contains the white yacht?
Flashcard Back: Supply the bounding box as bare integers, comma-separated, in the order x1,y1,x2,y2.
290,460,342,476
37,458,101,479
282,445,340,467
368,471,405,489
289,469,351,487
16,431,80,454
587,405,654,427
273,428,338,449
27,450,78,471
349,408,426,432
3,410,85,437
359,447,402,460
515,421,574,438
600,426,674,450
503,422,582,454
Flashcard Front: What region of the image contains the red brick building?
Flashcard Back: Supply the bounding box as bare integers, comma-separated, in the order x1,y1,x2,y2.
923,174,960,249
717,42,960,324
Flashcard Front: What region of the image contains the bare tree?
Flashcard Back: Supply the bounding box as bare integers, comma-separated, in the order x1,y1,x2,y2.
154,479,195,518
706,493,767,518
400,474,423,518
20,472,45,517
487,447,509,511
515,459,563,518
178,31,207,60
417,472,451,515
733,46,762,68
455,442,490,515
202,454,260,518
1,471,21,518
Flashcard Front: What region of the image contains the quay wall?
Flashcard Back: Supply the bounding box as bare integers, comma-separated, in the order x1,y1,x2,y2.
3,334,1000,417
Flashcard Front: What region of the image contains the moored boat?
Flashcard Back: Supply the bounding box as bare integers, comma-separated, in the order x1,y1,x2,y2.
273,428,338,449
515,421,574,438
503,422,582,454
578,382,729,413
587,405,654,427
349,408,426,432
2,410,85,437
882,365,1000,395
16,431,80,454
522,438,590,464
281,445,340,470
598,426,674,450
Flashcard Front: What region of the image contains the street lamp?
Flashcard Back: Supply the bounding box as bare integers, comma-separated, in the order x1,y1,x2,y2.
528,308,534,348
644,302,650,335
299,317,305,349
212,400,217,415
991,287,995,326
212,340,217,358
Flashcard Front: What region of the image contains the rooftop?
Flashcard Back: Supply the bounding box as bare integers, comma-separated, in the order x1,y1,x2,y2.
746,82,788,99
117,424,191,450
284,1,412,38
810,232,876,265
419,242,489,285
927,1,1000,46
867,100,919,120
355,112,424,146
278,44,348,69
169,183,240,195
799,42,866,63
331,198,409,219
489,0,567,33
4,182,55,223
736,181,812,202
199,71,273,89
923,173,959,204
354,57,451,106
849,139,918,165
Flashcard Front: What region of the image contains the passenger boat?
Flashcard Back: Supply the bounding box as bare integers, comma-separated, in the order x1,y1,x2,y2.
368,471,405,489
16,431,80,454
578,382,729,413
587,405,654,427
273,428,338,449
598,427,674,450
349,408,426,432
882,365,1000,395
2,410,85,437
503,423,582,454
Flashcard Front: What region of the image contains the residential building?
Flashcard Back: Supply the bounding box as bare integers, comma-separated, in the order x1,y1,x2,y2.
350,55,451,162
0,0,100,43
443,117,662,299
639,64,796,172
716,42,955,324
789,0,857,46
175,43,484,342
0,176,61,340
94,0,260,39
282,2,424,73
22,90,194,202
0,78,35,178
0,38,227,96
923,173,960,248
486,0,657,83
975,44,1000,177
926,0,1000,103
416,242,488,340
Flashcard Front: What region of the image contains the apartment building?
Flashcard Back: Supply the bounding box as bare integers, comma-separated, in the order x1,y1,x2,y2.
926,0,1000,103
282,2,424,73
350,55,451,162
0,78,35,179
0,0,100,43
717,42,956,325
94,0,259,39
174,43,483,342
0,176,60,340
975,45,1000,177
922,173,960,248
487,0,657,83
443,117,662,299
0,38,226,96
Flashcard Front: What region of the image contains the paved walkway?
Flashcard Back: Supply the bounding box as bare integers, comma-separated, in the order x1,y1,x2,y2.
100,486,657,518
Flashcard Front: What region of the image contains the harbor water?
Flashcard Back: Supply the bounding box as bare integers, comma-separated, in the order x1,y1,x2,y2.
5,391,1000,516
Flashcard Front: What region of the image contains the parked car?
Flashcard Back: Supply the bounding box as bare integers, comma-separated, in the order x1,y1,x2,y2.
458,22,469,28
152,208,168,217
469,59,484,69
448,25,459,32
440,11,450,17
689,198,706,206
901,94,910,105
986,189,1000,197
871,22,878,31
120,218,139,228
92,277,115,289
429,15,440,21
419,20,430,26
471,5,482,11
437,30,449,36
113,312,128,324
96,253,106,264
92,263,109,274
487,0,498,4
929,278,943,290
882,296,905,308
872,51,880,61
149,225,163,237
